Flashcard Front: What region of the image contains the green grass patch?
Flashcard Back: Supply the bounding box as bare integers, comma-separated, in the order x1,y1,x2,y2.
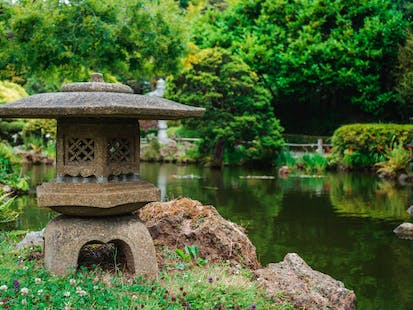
0,232,291,309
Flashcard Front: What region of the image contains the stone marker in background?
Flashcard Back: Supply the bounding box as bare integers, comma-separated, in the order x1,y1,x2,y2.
148,78,169,145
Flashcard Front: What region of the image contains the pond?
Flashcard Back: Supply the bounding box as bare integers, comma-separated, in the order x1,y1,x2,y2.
4,163,413,309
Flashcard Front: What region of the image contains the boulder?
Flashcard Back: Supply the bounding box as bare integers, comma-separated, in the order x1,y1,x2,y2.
393,222,413,240
255,253,356,310
17,229,44,250
138,198,260,269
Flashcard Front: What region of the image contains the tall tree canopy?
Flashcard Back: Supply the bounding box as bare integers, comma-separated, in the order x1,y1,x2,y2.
193,0,408,133
167,47,284,166
0,0,188,92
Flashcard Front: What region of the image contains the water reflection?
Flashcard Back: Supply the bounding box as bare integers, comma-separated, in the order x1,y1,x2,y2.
2,163,413,308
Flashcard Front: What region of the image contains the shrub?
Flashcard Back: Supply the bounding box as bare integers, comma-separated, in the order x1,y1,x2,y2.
331,124,413,169
376,143,411,178
0,81,28,142
0,81,27,104
22,119,56,140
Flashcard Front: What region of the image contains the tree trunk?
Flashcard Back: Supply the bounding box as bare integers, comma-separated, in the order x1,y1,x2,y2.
212,137,225,169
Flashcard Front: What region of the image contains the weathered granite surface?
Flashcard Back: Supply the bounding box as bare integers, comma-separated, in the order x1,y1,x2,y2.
44,214,158,277
61,82,133,93
0,92,205,119
139,198,261,269
37,180,160,216
17,229,44,250
255,253,356,309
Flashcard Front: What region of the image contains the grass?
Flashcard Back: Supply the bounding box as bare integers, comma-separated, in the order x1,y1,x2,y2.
277,150,329,175
0,232,293,309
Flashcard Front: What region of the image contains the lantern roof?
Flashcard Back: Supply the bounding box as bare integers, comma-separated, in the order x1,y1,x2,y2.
0,73,204,119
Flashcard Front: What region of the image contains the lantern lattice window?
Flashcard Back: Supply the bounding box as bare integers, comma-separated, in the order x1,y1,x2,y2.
108,138,132,162
67,138,95,162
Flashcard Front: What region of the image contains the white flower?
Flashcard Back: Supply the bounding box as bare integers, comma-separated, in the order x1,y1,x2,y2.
35,278,42,284
22,266,28,270
64,302,71,310
77,290,87,296
63,291,71,297
0,285,7,291
69,279,76,286
131,295,137,301
75,286,82,292
20,287,29,295
21,298,27,305
93,285,98,290
0,301,3,305
37,289,43,295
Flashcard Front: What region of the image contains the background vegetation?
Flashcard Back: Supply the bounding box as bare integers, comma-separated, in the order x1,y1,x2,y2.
1,0,413,166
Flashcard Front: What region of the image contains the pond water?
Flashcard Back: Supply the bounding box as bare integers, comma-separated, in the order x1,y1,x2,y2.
4,163,413,309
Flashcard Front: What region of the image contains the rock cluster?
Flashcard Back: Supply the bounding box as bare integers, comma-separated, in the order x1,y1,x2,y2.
393,222,413,240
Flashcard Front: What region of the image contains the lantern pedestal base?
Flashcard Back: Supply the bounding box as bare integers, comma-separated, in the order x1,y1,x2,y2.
44,214,158,278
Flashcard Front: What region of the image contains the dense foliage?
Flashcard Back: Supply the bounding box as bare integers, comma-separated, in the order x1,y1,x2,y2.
0,81,27,142
193,0,408,133
331,123,413,169
396,30,413,117
0,0,188,92
167,47,284,166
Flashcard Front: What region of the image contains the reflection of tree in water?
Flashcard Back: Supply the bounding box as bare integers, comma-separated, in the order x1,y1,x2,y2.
328,173,410,221
10,195,56,230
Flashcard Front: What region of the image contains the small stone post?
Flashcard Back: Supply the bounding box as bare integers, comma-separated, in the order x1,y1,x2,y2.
148,79,169,145
316,139,324,154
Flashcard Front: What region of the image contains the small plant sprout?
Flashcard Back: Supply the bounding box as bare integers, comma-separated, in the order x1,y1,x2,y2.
175,245,207,266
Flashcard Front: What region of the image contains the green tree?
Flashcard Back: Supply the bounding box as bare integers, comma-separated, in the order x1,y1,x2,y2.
0,0,187,92
167,47,284,167
396,30,413,116
193,0,407,133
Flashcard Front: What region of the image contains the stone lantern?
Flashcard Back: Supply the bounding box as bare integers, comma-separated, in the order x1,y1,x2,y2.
0,73,204,276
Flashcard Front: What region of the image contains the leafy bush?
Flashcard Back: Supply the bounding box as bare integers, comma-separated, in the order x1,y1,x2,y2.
331,124,413,169
22,120,56,140
0,81,28,141
0,142,29,192
0,194,18,223
376,143,411,178
140,136,161,162
0,81,27,104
